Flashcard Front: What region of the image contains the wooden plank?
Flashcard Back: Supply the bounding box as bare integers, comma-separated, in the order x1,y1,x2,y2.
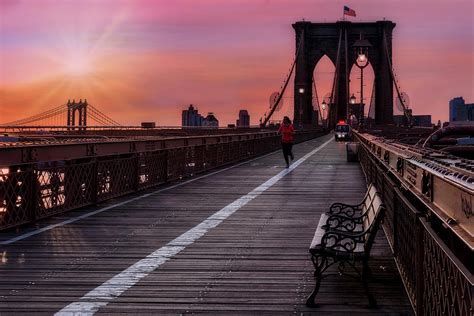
0,135,413,314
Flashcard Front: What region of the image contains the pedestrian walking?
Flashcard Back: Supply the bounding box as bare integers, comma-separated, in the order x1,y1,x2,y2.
278,116,294,168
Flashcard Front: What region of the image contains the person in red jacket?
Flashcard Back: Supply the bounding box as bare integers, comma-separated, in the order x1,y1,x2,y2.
278,116,295,168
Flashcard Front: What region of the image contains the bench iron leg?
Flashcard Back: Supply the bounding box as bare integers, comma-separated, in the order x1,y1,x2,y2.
306,255,326,307
362,260,377,308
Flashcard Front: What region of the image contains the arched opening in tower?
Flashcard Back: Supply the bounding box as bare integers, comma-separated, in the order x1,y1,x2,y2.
313,55,336,122
349,62,375,123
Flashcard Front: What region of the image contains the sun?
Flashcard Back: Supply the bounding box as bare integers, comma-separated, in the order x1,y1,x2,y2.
63,52,94,76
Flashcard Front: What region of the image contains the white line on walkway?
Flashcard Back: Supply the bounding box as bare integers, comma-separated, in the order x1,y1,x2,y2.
55,138,333,315
1,149,279,246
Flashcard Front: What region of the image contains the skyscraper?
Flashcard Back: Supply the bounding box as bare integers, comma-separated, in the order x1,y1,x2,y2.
236,110,250,127
182,104,203,127
449,97,474,122
203,112,219,128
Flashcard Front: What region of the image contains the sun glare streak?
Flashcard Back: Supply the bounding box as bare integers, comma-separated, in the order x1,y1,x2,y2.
63,52,93,76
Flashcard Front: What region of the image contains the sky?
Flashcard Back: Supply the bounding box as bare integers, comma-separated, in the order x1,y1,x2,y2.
0,0,473,126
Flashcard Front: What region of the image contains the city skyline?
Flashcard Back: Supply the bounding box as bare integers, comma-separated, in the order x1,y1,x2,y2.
1,0,473,126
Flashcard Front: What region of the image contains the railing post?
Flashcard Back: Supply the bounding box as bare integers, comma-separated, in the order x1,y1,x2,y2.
133,153,140,192
414,217,424,316
163,149,169,183
91,158,99,204
28,165,38,222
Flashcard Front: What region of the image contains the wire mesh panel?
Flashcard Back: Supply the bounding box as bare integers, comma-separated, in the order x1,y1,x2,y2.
203,144,219,171
218,143,230,165
97,157,136,201
137,151,167,190
393,189,423,312
228,142,240,163
0,168,33,230
380,174,396,248
36,162,95,219
1,132,324,230
359,145,374,184
184,145,206,176
421,219,473,316
190,145,206,174
167,147,187,181
246,139,257,157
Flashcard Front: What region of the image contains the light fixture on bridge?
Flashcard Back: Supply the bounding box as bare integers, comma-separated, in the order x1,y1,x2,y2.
350,94,357,105
353,35,371,68
297,88,305,129
321,100,327,127
352,34,372,129
357,53,367,63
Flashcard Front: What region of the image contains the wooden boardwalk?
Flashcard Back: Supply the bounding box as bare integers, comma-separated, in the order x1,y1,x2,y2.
0,134,413,315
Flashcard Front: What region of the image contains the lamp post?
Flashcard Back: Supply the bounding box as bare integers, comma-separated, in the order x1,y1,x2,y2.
349,94,356,126
321,100,327,127
352,34,371,129
298,88,305,129
350,94,357,105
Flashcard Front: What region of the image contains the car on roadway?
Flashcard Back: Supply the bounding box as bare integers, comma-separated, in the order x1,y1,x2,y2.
334,122,352,141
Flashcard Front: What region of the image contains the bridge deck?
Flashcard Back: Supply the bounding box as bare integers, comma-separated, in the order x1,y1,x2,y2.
0,134,412,315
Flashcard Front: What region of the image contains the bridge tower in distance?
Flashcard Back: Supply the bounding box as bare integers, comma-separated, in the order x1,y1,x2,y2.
67,99,88,130
293,20,395,127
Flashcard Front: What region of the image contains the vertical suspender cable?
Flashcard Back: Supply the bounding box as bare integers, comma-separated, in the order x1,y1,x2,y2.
312,75,323,124
367,80,376,119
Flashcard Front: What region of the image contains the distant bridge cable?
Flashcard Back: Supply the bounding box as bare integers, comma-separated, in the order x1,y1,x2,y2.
88,104,121,126
0,104,67,126
260,29,305,127
0,102,121,127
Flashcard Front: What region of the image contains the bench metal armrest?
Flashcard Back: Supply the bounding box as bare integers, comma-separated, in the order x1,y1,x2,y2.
323,213,365,232
328,202,363,217
321,230,365,252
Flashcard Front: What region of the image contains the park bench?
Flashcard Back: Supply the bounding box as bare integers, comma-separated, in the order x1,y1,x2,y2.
306,184,385,308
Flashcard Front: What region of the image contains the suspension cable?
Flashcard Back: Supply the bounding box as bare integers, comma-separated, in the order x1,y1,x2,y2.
1,104,66,126
329,29,343,127
383,29,411,124
261,29,305,127
312,74,323,124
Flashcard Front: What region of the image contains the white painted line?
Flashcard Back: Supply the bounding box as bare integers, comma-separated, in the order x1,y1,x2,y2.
1,149,279,246
55,138,333,315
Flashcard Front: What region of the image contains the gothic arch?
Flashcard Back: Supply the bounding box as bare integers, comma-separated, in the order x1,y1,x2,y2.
293,20,395,127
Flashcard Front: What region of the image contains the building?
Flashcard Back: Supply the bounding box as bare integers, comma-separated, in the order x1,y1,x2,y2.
203,112,219,128
236,110,250,127
393,115,432,127
449,97,474,122
413,115,432,127
182,104,203,127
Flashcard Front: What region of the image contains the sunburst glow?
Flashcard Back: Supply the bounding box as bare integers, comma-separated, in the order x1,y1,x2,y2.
62,52,94,76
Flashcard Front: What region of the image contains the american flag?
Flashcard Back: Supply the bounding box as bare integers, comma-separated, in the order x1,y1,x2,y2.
344,6,356,17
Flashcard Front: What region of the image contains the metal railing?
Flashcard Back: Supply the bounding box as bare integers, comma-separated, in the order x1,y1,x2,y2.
0,130,324,231
358,138,473,315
